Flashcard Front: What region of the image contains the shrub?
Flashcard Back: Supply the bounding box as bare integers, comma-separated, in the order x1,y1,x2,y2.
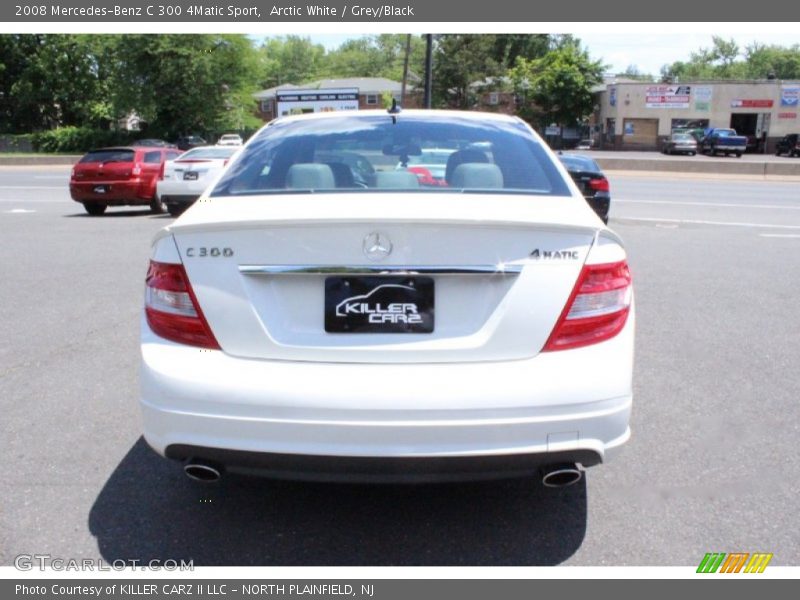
31,127,135,153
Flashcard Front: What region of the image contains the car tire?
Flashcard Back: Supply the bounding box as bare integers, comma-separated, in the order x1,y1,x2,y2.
150,195,167,214
735,152,742,158
689,151,696,156
83,202,107,216
167,204,186,217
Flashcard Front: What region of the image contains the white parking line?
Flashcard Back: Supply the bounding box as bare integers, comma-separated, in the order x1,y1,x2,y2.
759,233,800,238
615,198,800,210
4,209,36,213
617,217,800,230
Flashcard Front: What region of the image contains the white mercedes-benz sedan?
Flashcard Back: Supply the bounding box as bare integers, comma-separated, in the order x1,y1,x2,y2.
140,109,634,486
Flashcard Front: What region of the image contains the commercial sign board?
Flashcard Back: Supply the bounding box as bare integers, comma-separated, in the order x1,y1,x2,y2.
646,85,691,108
780,84,800,107
276,88,359,116
730,99,774,108
694,85,712,111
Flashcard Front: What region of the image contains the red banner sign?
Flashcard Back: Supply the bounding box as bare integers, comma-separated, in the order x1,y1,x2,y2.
730,99,774,108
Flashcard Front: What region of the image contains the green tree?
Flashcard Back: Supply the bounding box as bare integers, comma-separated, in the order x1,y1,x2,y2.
743,43,800,79
0,34,111,132
490,34,550,69
619,64,655,82
432,35,502,108
322,35,426,82
259,36,326,88
660,37,749,81
509,39,605,130
111,34,261,137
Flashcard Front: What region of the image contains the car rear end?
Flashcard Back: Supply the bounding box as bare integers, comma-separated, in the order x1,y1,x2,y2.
158,146,238,214
140,111,633,483
70,148,142,209
557,154,611,224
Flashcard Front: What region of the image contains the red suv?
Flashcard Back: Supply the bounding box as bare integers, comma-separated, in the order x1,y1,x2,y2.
70,146,183,215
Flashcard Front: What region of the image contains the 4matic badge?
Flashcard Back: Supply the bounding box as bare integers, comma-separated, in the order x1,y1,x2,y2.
530,248,579,260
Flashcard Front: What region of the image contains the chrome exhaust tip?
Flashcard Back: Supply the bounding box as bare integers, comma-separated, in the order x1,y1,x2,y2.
541,463,582,488
184,459,223,483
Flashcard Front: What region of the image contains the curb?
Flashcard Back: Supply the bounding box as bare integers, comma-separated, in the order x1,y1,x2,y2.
0,156,81,166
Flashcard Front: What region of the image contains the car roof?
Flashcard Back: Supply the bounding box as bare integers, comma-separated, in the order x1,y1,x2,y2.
87,146,138,153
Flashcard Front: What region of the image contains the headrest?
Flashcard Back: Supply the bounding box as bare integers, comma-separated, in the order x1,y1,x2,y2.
445,149,489,183
286,163,335,190
450,163,504,189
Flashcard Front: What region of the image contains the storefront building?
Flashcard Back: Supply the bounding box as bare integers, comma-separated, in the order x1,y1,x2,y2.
594,80,800,152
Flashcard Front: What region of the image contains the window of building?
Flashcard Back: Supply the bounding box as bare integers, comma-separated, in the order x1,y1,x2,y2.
366,94,379,105
488,92,499,106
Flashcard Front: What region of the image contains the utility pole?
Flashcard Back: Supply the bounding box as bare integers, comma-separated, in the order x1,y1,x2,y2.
401,34,411,106
424,34,433,109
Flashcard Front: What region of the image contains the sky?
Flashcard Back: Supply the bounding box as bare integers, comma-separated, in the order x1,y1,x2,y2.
303,32,800,78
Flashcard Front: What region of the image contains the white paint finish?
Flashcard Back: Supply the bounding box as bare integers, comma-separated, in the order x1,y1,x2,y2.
140,315,634,459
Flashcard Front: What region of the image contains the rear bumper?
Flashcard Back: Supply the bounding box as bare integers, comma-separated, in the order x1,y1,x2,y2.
585,192,610,222
157,178,209,201
160,194,201,208
140,313,634,480
165,445,610,483
70,180,151,205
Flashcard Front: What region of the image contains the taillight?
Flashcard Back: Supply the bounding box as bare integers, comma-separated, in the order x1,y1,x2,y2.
159,162,166,180
144,261,220,349
132,163,142,176
543,260,632,351
588,177,609,192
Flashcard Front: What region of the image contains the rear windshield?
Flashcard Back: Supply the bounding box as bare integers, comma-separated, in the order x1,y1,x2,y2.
79,149,135,164
559,155,600,172
180,147,238,160
211,115,570,197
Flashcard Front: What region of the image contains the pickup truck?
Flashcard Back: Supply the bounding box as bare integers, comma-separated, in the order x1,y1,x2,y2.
700,128,747,158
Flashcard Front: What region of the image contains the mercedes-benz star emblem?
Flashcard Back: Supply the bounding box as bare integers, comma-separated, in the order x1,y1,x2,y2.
363,231,393,261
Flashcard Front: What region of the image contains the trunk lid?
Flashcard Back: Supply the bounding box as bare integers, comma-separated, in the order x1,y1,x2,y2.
164,193,601,363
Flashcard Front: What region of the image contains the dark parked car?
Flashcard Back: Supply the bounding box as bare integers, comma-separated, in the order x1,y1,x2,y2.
557,153,610,224
661,132,698,155
175,135,207,151
775,133,800,157
132,139,177,148
69,145,182,215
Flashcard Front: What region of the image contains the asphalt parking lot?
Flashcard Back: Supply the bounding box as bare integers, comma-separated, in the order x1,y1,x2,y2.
2,166,799,566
